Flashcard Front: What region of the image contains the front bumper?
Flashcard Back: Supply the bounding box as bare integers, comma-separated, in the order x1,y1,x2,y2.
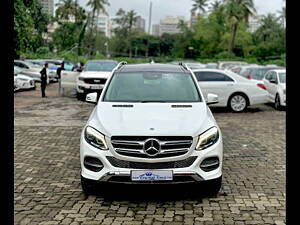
80,133,223,183
76,82,105,94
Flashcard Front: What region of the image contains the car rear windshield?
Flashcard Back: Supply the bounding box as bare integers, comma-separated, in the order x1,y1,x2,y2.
84,62,117,72
279,72,286,83
103,72,202,102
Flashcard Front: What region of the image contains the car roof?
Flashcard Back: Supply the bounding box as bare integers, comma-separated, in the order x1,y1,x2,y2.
268,69,286,73
116,63,189,73
190,68,251,82
87,60,118,63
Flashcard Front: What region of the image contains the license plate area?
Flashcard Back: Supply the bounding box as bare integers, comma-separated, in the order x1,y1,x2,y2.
90,85,102,89
131,170,173,181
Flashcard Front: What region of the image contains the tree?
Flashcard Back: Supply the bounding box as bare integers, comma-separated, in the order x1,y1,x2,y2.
224,0,256,55
112,9,139,58
14,0,49,57
86,0,110,56
55,0,75,21
192,0,209,16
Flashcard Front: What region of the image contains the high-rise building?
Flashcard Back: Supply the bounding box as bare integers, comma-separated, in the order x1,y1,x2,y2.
190,10,198,28
39,0,54,17
248,14,263,33
135,16,146,32
152,24,160,36
94,11,110,37
154,16,185,36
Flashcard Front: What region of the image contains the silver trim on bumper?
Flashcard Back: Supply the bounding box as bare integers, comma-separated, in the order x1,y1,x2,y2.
98,171,204,184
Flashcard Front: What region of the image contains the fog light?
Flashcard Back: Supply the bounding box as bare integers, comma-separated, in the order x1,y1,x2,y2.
84,157,104,172
200,157,219,172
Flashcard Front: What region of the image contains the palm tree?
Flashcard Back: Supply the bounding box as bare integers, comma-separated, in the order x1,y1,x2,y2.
225,0,256,55
55,0,75,21
86,0,110,56
192,0,209,15
126,10,138,58
209,0,222,13
277,7,286,28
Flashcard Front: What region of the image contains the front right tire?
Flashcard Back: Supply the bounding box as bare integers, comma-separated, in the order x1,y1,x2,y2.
81,176,96,196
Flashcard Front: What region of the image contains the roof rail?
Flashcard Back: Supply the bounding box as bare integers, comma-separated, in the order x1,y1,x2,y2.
178,62,188,70
116,61,127,70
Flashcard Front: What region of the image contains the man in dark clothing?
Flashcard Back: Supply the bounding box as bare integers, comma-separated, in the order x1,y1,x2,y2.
40,63,48,98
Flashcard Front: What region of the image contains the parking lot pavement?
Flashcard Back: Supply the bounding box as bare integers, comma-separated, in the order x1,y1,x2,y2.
14,85,286,225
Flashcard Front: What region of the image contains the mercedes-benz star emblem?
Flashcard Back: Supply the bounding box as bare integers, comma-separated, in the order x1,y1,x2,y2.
143,139,161,156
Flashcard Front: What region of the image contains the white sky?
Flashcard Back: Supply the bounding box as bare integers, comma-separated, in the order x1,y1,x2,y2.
54,0,285,31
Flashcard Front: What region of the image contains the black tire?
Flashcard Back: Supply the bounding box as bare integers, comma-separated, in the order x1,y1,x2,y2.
76,92,85,101
274,94,282,110
228,94,248,112
204,176,222,197
81,176,96,196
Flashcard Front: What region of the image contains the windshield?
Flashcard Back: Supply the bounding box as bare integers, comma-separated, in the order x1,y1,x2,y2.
278,72,286,83
103,72,202,102
84,61,117,72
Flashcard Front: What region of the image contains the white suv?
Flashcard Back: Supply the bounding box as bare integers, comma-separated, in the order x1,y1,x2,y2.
76,60,118,100
80,63,223,196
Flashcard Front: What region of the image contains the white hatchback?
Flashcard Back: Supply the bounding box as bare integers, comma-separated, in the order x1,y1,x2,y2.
263,69,286,110
192,69,269,112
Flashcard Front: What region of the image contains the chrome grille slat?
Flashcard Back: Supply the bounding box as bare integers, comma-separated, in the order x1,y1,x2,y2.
111,136,193,158
160,140,193,145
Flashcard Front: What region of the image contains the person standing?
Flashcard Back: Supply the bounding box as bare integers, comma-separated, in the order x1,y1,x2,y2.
56,62,64,95
40,63,48,98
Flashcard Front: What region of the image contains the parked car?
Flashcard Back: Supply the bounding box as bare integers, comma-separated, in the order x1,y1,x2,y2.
218,61,248,70
26,59,75,82
205,63,218,69
184,62,206,70
240,66,282,82
80,63,223,196
14,66,35,91
192,69,269,112
76,60,118,100
263,69,286,110
14,64,42,83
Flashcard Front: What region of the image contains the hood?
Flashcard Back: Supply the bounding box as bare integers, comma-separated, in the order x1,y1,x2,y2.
89,102,215,137
79,71,111,79
16,74,33,80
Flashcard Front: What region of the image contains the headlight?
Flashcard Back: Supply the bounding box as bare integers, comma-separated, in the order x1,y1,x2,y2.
196,127,219,150
283,89,286,95
84,126,108,150
78,77,84,81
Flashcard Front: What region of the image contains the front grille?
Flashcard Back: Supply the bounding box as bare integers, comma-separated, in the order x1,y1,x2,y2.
106,156,197,169
83,78,106,84
111,136,193,158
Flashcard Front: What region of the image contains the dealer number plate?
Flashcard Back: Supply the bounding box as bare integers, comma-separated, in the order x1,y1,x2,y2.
131,170,173,181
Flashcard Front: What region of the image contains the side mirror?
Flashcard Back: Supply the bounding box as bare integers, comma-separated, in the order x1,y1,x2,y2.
206,93,219,105
86,92,98,104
